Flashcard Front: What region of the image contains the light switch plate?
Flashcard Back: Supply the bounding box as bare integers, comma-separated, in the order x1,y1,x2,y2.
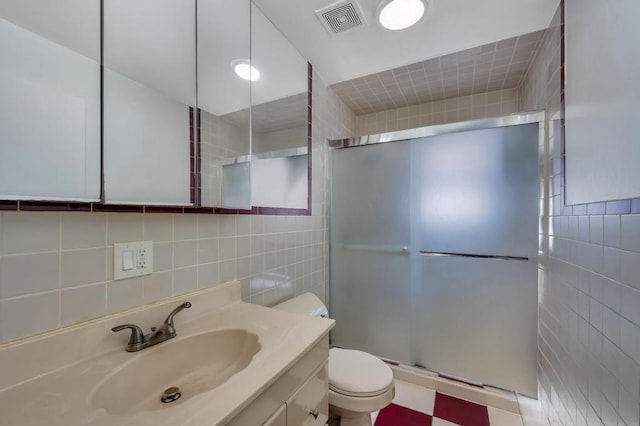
114,241,154,280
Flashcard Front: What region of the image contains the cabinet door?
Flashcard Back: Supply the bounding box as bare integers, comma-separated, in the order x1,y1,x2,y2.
264,405,286,426
286,362,328,426
0,0,101,201
103,0,195,205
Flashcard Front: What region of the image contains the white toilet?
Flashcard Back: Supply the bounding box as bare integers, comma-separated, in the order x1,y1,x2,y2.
274,293,395,426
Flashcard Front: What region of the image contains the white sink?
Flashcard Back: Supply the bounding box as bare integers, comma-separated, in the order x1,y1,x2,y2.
90,329,260,415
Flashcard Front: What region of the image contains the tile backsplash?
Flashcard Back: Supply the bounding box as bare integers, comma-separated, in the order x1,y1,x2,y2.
0,70,355,345
0,212,320,344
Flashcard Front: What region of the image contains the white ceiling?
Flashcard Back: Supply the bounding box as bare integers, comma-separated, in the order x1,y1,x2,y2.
253,0,560,85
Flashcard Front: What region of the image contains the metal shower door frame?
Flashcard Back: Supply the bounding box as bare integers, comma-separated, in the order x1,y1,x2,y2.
327,111,546,396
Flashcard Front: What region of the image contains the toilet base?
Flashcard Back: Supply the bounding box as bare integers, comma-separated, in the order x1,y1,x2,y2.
330,405,373,426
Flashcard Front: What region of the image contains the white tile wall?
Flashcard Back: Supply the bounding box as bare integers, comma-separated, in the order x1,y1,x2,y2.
355,88,519,136
332,31,543,116
0,252,59,298
0,69,356,345
0,212,60,254
199,110,251,208
61,283,106,326
520,4,640,425
0,291,59,343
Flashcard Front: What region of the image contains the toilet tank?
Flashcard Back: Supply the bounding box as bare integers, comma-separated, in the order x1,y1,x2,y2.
272,293,329,318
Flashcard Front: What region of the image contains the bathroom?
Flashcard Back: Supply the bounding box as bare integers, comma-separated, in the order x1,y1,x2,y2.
0,0,639,425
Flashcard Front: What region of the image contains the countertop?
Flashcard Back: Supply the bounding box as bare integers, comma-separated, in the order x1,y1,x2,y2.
0,295,334,425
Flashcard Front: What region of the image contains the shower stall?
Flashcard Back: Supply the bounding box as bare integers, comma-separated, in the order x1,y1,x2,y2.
329,113,542,396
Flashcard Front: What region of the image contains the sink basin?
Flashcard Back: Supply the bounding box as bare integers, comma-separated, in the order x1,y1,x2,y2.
90,329,260,415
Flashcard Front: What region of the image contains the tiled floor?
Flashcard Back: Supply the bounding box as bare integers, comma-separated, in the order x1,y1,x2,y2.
372,380,525,426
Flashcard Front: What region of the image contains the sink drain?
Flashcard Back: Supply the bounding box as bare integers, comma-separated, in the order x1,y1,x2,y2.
161,387,182,404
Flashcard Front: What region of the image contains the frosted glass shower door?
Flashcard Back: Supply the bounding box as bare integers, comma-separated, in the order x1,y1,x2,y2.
330,122,539,396
330,141,412,363
413,124,539,396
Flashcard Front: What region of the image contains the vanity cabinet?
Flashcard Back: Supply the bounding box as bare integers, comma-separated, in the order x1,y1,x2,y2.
264,405,286,426
285,362,329,425
259,362,328,426
228,335,329,426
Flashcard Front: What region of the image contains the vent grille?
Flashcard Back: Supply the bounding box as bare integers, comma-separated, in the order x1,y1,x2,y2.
316,1,366,35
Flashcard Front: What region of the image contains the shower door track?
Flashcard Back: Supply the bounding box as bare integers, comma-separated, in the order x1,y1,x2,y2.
328,111,544,149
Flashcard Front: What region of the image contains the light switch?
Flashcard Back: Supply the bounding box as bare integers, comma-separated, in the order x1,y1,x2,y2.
122,250,134,270
113,241,154,280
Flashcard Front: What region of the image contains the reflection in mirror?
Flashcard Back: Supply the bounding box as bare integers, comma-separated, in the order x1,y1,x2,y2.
103,0,196,205
197,0,251,209
250,3,310,210
0,0,101,201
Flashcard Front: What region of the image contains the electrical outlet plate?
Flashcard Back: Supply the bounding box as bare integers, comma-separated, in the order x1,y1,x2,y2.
114,241,154,280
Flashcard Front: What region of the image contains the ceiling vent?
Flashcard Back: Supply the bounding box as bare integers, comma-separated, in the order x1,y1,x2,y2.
315,0,367,35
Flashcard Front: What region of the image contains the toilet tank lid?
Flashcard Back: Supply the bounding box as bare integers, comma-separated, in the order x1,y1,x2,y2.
272,293,329,317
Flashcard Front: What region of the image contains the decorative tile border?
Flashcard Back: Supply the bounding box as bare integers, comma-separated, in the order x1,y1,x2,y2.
20,201,92,212
196,108,202,206
0,202,314,215
189,106,196,205
560,0,639,217
92,204,143,213
0,201,18,211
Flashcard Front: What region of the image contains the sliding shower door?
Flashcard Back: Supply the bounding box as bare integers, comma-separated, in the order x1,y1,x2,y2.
330,121,539,396
330,141,413,363
411,124,539,395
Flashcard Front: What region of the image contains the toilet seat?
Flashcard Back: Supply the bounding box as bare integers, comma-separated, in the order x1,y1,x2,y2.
328,348,394,397
330,380,395,398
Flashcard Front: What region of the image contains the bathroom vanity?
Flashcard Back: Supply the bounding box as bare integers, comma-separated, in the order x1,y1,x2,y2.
0,281,334,425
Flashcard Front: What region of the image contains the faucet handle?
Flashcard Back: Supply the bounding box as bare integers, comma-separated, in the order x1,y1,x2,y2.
111,324,146,347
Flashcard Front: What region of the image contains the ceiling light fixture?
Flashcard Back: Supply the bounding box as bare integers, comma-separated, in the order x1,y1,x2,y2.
231,60,260,82
378,0,426,31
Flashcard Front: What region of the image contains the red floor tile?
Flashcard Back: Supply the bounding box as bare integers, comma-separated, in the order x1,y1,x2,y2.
375,403,433,426
433,392,490,426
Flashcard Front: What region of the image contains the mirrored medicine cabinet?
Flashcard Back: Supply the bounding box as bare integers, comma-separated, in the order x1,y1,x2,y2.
0,0,311,213
0,0,101,201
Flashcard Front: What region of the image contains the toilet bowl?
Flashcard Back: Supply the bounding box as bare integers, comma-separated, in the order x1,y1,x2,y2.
273,294,395,426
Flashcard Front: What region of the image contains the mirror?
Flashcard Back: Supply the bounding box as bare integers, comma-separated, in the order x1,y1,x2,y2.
197,0,252,209
2,0,307,209
250,4,310,211
103,0,196,205
0,0,101,201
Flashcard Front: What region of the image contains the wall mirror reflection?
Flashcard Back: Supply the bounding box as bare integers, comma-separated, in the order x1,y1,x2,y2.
2,0,310,211
0,0,101,201
249,3,310,211
103,0,196,206
197,1,310,211
197,0,252,209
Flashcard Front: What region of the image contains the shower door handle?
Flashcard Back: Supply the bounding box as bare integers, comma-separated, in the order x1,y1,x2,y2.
419,251,529,261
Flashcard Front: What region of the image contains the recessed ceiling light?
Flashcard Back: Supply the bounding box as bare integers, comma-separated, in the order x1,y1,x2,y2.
231,60,260,82
378,0,426,31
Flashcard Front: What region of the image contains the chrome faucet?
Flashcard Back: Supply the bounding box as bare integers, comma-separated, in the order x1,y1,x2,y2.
112,302,191,352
